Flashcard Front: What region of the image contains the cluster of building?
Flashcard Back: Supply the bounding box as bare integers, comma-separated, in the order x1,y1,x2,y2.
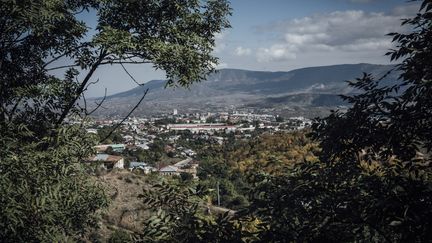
86,143,199,177
81,109,312,177
167,123,236,134
128,158,199,177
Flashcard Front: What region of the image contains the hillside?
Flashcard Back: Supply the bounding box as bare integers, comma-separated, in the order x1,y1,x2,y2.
91,63,398,116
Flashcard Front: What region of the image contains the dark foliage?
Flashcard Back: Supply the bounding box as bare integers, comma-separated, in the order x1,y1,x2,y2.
0,0,231,241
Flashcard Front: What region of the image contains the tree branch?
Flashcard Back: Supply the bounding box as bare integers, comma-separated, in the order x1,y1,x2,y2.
80,78,100,95
46,64,81,71
120,62,144,86
7,96,23,121
87,88,107,116
99,60,151,65
55,49,107,126
100,88,149,143
43,43,91,69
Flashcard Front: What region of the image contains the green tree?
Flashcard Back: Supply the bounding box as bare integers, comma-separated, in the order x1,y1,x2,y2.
0,0,231,241
180,171,194,182
97,126,124,144
275,116,284,122
307,1,432,241
197,157,229,180
108,229,132,243
0,125,110,242
312,1,432,162
123,1,432,242
137,180,243,243
241,1,432,242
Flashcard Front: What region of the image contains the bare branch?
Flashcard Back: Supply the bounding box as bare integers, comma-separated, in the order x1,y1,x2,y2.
72,7,87,15
43,55,71,69
82,92,88,113
7,97,23,121
83,78,100,93
43,43,91,69
120,62,144,86
100,60,151,65
87,88,107,116
100,88,149,143
56,49,107,126
46,64,81,71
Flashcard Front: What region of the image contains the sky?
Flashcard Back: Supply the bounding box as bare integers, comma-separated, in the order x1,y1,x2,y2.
84,0,419,97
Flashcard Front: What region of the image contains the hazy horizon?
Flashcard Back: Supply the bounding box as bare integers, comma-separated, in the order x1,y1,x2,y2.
80,0,418,97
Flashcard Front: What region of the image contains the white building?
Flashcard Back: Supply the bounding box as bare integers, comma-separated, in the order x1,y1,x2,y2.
89,153,124,169
129,162,156,174
167,123,236,133
159,165,180,176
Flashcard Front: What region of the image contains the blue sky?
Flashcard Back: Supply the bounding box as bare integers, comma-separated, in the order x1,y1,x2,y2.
85,0,419,97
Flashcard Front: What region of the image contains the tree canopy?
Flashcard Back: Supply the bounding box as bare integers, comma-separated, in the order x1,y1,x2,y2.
140,1,432,242
0,0,231,241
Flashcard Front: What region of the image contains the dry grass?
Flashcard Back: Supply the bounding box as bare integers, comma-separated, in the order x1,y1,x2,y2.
90,170,155,241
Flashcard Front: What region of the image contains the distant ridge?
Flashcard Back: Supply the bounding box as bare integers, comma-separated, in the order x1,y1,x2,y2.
92,63,398,116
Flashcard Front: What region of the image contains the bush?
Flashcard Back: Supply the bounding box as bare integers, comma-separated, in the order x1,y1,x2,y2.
180,172,194,182
108,229,131,243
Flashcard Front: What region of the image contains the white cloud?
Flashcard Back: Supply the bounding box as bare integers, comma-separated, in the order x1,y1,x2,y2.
257,44,297,62
255,5,416,63
211,61,228,69
391,3,419,16
340,38,391,51
234,46,252,56
217,62,228,69
213,31,229,54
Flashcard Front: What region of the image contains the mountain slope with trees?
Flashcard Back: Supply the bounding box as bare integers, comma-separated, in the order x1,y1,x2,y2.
94,63,398,113
138,1,432,242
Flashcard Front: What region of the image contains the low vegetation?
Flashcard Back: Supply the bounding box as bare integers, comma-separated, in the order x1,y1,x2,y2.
1,0,431,242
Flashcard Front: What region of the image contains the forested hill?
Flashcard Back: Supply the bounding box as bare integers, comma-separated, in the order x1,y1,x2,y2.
101,63,397,106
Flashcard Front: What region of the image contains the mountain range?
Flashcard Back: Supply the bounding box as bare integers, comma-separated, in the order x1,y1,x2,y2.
91,63,398,117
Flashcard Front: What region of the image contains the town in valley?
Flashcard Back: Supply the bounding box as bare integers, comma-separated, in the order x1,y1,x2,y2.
76,108,313,177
